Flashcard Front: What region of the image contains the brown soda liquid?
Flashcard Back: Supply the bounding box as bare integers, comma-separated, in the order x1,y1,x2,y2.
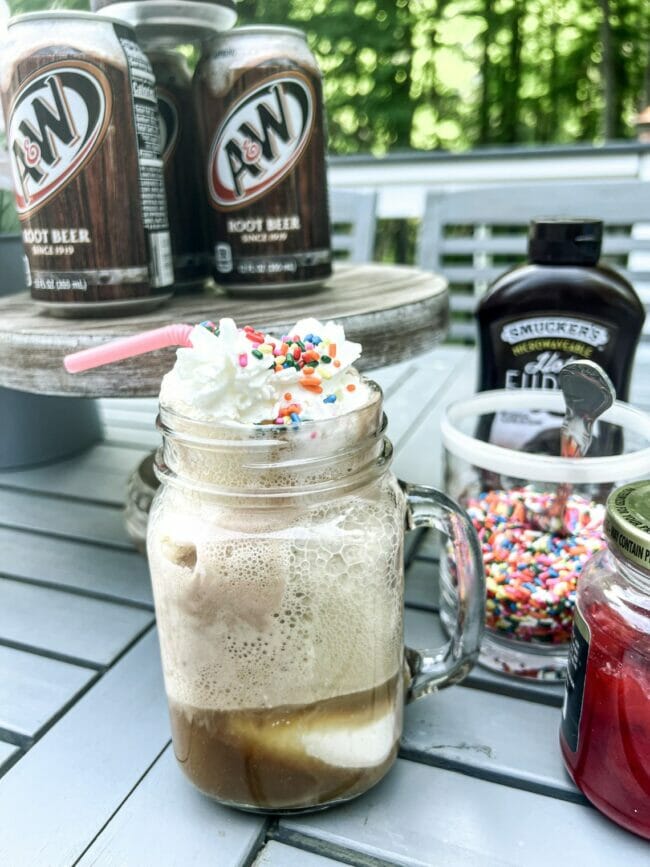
168,673,402,811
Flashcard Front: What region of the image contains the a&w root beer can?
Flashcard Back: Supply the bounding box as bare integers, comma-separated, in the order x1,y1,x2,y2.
1,12,174,315
148,49,209,292
195,26,332,294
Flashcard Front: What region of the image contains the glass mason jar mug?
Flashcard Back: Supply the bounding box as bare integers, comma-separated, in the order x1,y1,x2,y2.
147,382,485,813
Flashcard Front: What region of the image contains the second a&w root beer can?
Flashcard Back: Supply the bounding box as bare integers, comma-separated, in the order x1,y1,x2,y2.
1,12,174,315
194,26,332,294
148,49,209,291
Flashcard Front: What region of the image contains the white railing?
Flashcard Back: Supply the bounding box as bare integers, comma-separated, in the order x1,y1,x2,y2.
328,142,650,218
3,141,649,213
4,140,647,238
3,141,649,199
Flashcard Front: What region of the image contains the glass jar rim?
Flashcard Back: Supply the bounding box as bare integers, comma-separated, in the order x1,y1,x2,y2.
157,378,383,448
154,380,390,500
442,389,650,484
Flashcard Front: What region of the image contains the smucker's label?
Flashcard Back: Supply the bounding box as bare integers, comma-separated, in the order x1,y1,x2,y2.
208,72,315,209
9,62,112,216
500,317,611,349
495,315,614,390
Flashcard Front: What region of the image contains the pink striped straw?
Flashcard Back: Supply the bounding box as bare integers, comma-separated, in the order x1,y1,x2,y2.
64,323,193,374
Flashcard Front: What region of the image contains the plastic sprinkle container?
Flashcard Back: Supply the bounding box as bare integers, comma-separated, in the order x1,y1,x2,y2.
440,389,650,681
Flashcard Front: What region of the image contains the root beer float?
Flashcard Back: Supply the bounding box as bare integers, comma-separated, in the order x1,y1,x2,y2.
63,317,485,813
1,12,174,315
194,26,333,294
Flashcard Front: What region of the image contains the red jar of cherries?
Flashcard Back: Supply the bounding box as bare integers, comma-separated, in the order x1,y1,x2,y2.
560,481,650,839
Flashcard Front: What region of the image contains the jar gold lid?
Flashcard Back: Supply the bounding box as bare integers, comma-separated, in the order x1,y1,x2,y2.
605,481,650,572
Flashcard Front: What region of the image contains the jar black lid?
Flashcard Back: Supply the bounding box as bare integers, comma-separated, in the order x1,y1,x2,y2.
528,219,603,266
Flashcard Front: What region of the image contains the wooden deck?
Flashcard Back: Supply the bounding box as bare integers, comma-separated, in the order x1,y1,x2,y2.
0,344,649,865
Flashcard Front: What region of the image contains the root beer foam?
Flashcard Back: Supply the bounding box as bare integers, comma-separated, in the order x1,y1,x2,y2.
1,12,174,315
194,26,332,294
148,442,404,810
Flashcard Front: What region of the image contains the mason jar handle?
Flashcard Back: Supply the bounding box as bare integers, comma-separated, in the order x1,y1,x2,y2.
401,481,485,702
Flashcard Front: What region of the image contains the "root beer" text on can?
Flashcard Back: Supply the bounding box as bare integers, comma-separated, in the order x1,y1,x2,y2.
194,26,332,294
1,11,174,315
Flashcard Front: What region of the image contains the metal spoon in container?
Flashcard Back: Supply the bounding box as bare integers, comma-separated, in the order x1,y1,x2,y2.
540,360,616,533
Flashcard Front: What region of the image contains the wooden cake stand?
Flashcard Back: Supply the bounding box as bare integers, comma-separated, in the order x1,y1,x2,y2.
0,264,448,397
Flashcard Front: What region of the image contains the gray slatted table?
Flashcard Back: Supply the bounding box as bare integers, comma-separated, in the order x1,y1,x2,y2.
0,344,649,866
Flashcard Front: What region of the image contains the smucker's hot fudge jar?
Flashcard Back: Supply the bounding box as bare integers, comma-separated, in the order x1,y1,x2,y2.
477,219,645,453
146,318,485,812
561,481,650,839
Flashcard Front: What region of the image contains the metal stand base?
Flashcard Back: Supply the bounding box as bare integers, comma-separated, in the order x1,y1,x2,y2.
0,388,103,469
0,234,104,468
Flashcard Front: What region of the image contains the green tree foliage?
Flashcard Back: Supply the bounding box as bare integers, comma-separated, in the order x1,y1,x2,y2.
6,0,650,153
238,0,650,152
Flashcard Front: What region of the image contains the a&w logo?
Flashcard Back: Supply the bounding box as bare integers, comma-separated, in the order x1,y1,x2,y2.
208,72,314,209
9,61,112,216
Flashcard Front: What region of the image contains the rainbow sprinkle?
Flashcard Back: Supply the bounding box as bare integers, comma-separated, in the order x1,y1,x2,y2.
202,322,348,425
465,488,606,644
200,320,219,334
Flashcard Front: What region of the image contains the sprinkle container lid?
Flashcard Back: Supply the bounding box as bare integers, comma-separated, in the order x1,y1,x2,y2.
442,390,650,484
605,481,650,572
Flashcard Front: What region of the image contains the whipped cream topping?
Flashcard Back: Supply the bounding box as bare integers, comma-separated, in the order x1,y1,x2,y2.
159,317,371,424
